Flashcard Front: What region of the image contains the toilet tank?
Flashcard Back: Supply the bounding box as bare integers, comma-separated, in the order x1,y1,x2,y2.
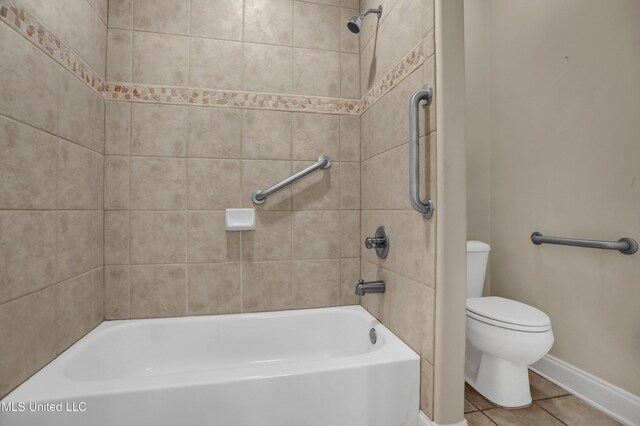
467,241,490,298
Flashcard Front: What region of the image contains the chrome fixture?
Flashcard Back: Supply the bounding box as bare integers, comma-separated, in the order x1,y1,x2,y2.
531,232,638,255
347,5,382,34
409,85,434,219
252,155,331,205
355,279,386,296
365,226,389,259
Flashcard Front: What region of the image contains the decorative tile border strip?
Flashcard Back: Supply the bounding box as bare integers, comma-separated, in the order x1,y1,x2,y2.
0,2,104,94
103,83,362,115
0,1,426,116
359,43,425,113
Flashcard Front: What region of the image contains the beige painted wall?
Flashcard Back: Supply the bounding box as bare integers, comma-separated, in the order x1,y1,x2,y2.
466,0,640,395
103,0,362,319
0,0,107,398
359,0,438,418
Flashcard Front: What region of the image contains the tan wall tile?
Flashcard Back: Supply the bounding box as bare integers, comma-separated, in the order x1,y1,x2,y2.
188,107,242,158
55,272,95,352
340,162,360,209
92,210,104,268
241,160,293,210
105,155,129,210
243,43,293,93
131,104,187,157
241,211,292,261
60,0,106,77
0,211,57,304
108,0,133,29
187,263,241,315
130,157,186,210
57,211,94,281
292,113,340,161
0,24,59,133
242,261,292,312
58,71,105,153
244,0,293,46
106,29,132,81
104,265,130,319
341,210,360,258
132,32,189,86
105,102,131,155
340,258,360,305
191,0,243,41
294,2,340,51
292,259,340,308
14,0,60,33
187,159,241,210
341,52,360,98
130,211,186,264
0,288,56,398
388,271,434,356
130,265,186,318
293,48,340,97
292,161,340,210
105,211,129,265
92,267,104,325
241,110,292,160
0,116,57,209
132,0,189,35
187,212,241,263
339,115,360,162
421,358,434,418
57,141,101,209
292,211,340,259
190,38,244,90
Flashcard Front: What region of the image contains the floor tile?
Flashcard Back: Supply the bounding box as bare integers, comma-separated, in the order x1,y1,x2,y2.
465,383,497,410
529,370,570,401
536,395,621,426
483,404,565,426
465,398,480,413
465,411,497,426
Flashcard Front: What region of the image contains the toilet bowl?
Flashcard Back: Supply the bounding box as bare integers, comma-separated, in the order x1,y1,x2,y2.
465,241,554,407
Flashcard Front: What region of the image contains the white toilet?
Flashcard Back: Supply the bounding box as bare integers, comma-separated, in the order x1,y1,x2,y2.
465,241,554,408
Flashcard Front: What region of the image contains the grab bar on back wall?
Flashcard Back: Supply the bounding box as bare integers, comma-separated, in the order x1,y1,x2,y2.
531,232,638,255
252,155,331,205
409,85,434,219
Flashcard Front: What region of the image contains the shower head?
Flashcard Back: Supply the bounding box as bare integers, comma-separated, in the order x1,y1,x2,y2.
347,5,382,34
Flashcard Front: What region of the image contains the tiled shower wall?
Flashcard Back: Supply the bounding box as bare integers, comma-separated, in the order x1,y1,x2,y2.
358,0,437,418
0,0,107,398
102,0,362,319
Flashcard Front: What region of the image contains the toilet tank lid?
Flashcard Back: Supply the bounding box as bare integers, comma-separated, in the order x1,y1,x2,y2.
466,297,551,328
467,241,490,252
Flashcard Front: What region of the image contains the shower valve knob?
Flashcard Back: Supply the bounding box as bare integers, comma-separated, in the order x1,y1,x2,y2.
365,226,389,259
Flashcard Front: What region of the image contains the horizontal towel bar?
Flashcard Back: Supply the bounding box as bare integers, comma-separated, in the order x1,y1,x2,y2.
531,232,638,255
252,155,331,205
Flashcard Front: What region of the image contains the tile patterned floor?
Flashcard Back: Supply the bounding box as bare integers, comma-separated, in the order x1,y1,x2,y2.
464,370,622,426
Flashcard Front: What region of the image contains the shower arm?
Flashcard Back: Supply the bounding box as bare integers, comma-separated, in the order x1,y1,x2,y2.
360,7,382,19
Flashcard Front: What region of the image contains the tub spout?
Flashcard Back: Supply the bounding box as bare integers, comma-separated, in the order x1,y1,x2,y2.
355,279,385,296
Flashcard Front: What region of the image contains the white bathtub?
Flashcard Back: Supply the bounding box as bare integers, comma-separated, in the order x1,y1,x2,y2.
1,306,420,426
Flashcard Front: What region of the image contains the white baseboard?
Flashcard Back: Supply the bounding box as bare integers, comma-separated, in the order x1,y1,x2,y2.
418,411,468,426
531,354,640,426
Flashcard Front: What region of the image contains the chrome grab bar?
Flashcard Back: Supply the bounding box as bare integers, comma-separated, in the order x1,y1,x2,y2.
531,232,638,255
252,155,331,205
409,85,434,219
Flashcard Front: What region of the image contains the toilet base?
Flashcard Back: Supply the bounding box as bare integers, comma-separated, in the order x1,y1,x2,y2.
465,353,532,408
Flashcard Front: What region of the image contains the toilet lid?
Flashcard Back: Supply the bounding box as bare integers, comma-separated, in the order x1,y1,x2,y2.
466,297,552,332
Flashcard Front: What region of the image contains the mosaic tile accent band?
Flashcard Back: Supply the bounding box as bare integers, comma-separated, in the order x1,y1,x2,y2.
0,2,105,94
0,1,426,116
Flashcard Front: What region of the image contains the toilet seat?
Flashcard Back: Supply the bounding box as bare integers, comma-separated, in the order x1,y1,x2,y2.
466,297,551,332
